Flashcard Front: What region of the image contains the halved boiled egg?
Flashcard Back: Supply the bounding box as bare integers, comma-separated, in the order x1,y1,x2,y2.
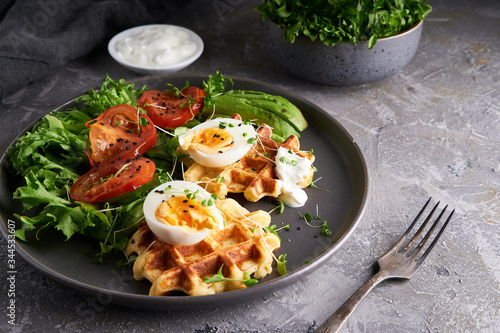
178,118,257,167
143,181,225,245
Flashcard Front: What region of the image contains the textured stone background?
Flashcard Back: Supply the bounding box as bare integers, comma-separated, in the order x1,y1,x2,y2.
1,0,499,332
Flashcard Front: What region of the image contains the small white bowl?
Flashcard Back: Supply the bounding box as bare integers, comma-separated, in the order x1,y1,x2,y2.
108,24,204,75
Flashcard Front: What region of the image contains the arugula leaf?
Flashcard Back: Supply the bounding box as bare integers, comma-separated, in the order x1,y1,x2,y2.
257,0,432,49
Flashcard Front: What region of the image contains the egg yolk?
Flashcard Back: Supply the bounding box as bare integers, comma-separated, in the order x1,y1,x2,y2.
180,127,234,155
155,196,218,232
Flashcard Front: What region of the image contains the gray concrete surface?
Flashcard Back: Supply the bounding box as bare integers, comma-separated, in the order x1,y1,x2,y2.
1,0,499,332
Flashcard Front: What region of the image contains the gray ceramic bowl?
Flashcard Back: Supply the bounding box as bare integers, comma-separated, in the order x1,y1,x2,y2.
261,19,423,86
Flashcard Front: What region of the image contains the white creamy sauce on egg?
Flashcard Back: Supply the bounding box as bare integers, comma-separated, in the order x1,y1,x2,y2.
275,147,312,207
116,26,198,67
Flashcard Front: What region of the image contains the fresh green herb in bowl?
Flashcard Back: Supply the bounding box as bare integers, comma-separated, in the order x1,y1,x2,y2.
257,0,432,49
258,0,431,86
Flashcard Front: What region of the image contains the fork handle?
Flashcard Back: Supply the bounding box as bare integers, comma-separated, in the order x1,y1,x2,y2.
316,270,390,333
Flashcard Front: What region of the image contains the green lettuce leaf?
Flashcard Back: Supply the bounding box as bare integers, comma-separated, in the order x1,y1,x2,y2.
7,75,177,263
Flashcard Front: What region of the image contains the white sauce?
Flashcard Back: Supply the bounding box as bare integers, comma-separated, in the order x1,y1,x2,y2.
116,26,198,67
275,147,312,207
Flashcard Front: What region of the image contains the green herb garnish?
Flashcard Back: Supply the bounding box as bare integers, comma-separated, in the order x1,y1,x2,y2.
202,264,258,287
277,254,288,275
320,220,332,237
268,199,285,214
202,71,234,109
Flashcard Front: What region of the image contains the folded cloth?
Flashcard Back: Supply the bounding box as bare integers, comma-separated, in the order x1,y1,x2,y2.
0,0,187,98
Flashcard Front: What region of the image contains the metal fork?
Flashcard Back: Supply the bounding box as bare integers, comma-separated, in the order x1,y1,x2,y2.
316,198,455,333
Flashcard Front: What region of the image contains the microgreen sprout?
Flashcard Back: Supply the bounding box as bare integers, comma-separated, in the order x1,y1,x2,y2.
178,97,195,109
320,221,332,237
184,189,199,200
279,156,298,166
202,198,215,207
299,210,332,237
279,225,290,231
112,163,132,179
309,176,328,191
135,107,149,133
165,81,190,98
247,137,257,144
268,200,285,214
263,224,289,242
202,264,258,287
117,254,137,269
264,224,280,240
238,211,289,277
202,70,233,109
277,254,287,275
215,175,226,183
303,212,313,223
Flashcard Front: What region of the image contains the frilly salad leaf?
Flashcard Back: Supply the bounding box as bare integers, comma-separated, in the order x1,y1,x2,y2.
7,75,179,263
76,74,148,117
257,0,432,49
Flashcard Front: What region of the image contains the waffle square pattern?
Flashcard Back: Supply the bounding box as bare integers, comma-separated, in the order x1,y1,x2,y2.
125,198,281,296
184,123,315,202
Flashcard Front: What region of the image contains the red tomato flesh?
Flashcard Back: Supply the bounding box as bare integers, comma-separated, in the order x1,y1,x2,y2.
86,104,157,166
70,157,156,203
137,87,206,129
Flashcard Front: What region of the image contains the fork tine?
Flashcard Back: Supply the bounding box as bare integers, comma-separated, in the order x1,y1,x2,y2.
394,197,432,252
416,208,455,262
402,201,440,253
411,204,448,256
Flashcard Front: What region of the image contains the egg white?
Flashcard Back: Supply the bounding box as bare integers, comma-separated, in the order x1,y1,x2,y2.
143,181,224,245
178,118,257,168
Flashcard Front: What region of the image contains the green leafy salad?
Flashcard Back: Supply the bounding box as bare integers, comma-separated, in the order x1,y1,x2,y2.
257,0,432,49
7,76,174,262
7,72,309,265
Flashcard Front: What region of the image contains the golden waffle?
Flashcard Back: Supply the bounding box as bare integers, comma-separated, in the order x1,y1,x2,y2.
125,198,281,296
184,119,315,202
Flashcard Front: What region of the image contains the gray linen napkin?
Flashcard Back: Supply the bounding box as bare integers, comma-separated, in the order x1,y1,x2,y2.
0,0,187,98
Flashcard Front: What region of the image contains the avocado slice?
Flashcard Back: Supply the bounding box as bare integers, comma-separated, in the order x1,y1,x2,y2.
202,90,308,142
220,90,308,132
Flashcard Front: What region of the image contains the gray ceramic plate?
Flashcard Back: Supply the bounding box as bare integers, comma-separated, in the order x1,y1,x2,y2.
0,75,367,310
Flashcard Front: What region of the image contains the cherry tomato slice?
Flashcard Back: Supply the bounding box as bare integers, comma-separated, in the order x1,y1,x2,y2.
86,104,157,166
137,87,206,129
70,158,155,203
